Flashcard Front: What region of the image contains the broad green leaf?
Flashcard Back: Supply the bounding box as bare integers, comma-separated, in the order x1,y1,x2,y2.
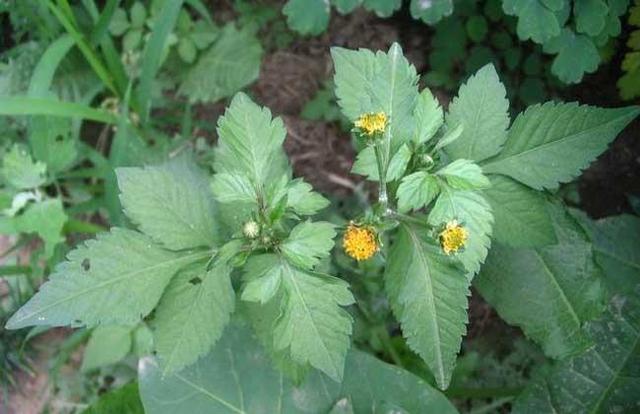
12,199,67,259
428,187,493,276
396,171,440,213
351,143,412,181
475,204,605,359
512,292,640,413
281,221,336,270
29,116,77,174
543,29,600,84
286,179,330,216
362,0,402,17
215,92,288,192
82,325,132,372
179,25,262,103
385,223,469,389
444,64,510,162
241,255,283,304
483,175,556,247
483,102,640,190
413,88,443,144
210,172,257,205
436,159,490,190
153,261,234,375
275,260,354,381
138,323,458,413
82,382,144,414
502,0,561,44
117,156,218,251
572,212,640,295
283,0,330,35
1,145,46,189
410,0,454,24
6,228,209,329
575,0,609,36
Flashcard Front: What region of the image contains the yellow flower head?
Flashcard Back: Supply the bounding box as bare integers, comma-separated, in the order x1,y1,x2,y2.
439,220,468,255
343,223,379,261
354,112,388,136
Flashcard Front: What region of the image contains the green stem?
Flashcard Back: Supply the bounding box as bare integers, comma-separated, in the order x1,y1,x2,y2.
373,142,389,213
468,397,514,414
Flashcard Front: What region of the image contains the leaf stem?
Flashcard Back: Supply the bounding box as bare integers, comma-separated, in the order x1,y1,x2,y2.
373,142,389,213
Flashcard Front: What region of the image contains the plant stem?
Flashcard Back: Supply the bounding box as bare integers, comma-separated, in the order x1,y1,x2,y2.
373,142,389,213
468,397,514,414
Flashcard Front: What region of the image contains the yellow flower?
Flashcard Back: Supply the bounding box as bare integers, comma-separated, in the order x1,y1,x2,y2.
343,223,379,261
439,220,468,255
354,112,388,136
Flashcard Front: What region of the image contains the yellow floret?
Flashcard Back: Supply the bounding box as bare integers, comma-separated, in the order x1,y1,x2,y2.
343,223,379,261
354,112,388,136
439,220,468,255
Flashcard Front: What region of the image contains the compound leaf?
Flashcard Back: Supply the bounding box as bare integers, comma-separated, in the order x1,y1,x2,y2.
286,179,330,216
436,159,490,190
281,221,336,270
397,171,440,213
543,29,600,84
502,0,561,44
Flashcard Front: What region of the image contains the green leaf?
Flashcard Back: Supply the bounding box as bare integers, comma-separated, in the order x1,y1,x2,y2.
572,212,640,295
109,8,130,36
351,143,412,181
482,102,640,190
512,292,640,413
362,0,402,17
466,15,488,42
575,0,609,36
483,175,556,247
0,96,117,124
283,0,330,35
214,92,288,193
286,179,330,216
413,88,443,144
543,29,600,84
82,325,132,372
444,64,510,162
117,156,218,251
6,228,208,329
435,159,490,190
281,221,336,269
123,29,143,51
275,259,354,381
130,2,147,28
428,187,493,276
502,0,561,44
475,203,606,359
1,144,46,189
397,171,440,213
332,0,361,14
410,0,454,24
241,254,283,304
385,223,469,389
13,199,67,259
29,116,77,174
179,25,262,103
82,382,144,414
138,323,458,413
210,172,257,205
153,261,234,375
177,37,197,63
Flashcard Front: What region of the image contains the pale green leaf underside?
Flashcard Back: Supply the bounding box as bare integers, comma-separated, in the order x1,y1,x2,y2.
117,156,218,251
385,223,469,390
138,323,458,413
513,292,640,413
483,102,640,190
6,228,208,329
153,262,234,375
483,175,556,247
475,204,605,359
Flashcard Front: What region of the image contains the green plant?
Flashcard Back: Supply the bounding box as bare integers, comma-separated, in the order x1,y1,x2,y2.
619,0,640,99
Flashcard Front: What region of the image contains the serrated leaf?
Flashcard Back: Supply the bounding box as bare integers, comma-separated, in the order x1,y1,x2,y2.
138,323,458,413
153,261,234,375
1,144,46,189
428,187,493,277
82,325,133,372
482,102,640,190
275,260,354,381
483,175,557,247
397,171,440,213
179,25,262,103
512,292,640,413
210,172,257,205
241,254,283,304
362,0,402,17
281,221,336,269
29,116,77,174
214,92,289,192
385,223,469,389
286,178,330,215
6,228,208,329
444,64,510,162
575,0,609,36
283,0,330,35
413,88,443,144
12,198,67,259
409,0,454,24
436,159,490,190
475,203,606,359
572,211,640,295
351,143,412,182
117,156,218,251
543,29,600,84
502,0,561,44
